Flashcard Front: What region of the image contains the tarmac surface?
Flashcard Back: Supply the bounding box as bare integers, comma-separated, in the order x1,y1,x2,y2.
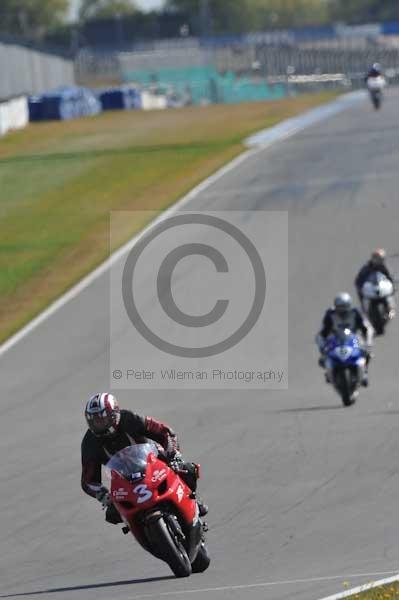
2,90,399,600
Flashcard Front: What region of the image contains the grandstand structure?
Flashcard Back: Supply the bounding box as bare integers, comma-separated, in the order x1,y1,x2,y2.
75,23,399,105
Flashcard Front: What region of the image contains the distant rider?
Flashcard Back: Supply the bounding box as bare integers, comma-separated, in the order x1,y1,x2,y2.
81,393,208,525
355,248,395,318
365,62,383,83
316,293,374,386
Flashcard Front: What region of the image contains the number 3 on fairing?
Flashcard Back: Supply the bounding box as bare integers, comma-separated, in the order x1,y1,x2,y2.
133,484,152,504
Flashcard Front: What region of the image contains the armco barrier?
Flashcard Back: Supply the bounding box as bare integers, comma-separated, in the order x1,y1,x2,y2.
0,96,28,136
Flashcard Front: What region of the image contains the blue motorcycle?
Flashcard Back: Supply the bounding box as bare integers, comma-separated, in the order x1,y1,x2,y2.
324,329,366,406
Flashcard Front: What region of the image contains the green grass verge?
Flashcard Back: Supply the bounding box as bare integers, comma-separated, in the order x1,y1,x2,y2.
345,580,399,599
0,91,339,342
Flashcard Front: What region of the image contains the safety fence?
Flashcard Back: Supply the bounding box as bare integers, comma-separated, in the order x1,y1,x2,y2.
255,44,399,89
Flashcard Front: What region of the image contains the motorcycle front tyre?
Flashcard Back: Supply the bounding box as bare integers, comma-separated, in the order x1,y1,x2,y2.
148,517,192,578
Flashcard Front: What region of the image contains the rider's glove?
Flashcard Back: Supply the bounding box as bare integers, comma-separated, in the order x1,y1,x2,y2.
166,435,179,461
96,488,111,510
169,451,185,471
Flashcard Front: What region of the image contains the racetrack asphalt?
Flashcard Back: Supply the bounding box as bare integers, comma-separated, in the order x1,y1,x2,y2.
2,89,399,600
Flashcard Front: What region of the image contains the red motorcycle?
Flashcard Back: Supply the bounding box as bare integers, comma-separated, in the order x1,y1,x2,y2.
105,442,210,578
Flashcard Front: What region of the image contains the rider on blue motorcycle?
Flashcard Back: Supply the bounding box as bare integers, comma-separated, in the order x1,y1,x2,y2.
316,293,374,386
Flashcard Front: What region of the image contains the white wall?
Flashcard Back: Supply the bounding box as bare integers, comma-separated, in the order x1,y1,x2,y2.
0,43,74,99
0,96,29,137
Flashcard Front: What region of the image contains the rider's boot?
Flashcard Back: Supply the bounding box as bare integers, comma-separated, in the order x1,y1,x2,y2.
189,492,208,517
197,496,208,517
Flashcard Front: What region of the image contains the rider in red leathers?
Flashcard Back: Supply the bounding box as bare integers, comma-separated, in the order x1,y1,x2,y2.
81,393,207,524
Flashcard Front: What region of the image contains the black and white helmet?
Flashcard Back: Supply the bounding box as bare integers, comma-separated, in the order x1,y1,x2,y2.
85,393,121,437
334,292,352,315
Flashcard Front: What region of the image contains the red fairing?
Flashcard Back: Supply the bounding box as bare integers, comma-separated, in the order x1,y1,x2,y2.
110,451,197,535
144,417,179,454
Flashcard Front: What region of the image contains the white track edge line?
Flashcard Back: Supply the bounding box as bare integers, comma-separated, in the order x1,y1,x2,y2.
0,91,362,358
121,570,399,600
318,573,399,600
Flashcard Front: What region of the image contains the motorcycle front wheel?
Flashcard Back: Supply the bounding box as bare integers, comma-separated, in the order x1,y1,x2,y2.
372,92,381,110
370,302,387,335
335,368,356,407
191,541,211,573
148,516,192,578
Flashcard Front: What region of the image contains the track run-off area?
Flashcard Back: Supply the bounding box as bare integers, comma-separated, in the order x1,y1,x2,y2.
2,89,399,600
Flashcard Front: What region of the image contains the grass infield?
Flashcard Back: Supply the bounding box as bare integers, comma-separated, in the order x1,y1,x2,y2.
0,91,339,343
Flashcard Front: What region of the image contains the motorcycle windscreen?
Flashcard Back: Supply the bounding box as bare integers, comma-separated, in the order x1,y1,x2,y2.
105,442,158,479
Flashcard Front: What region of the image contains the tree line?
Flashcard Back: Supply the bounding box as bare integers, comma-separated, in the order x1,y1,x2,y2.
1,0,399,42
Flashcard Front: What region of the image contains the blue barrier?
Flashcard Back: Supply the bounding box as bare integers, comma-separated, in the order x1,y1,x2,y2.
382,21,399,34
98,86,141,111
28,97,43,122
28,87,101,122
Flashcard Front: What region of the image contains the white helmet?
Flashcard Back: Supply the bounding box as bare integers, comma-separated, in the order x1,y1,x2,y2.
334,292,352,315
85,393,121,437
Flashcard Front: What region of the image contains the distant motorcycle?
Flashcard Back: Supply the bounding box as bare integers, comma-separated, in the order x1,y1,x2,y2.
362,271,394,335
106,443,210,578
367,76,386,110
324,329,366,407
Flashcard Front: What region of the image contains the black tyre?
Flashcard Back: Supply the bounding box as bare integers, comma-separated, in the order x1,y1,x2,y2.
369,303,386,335
372,92,381,110
375,322,385,336
336,369,355,407
191,542,211,573
148,517,192,578
375,304,386,335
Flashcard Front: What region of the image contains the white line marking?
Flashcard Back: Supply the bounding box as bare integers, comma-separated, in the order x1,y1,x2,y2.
0,92,362,358
318,573,399,600
123,571,399,600
245,91,366,148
